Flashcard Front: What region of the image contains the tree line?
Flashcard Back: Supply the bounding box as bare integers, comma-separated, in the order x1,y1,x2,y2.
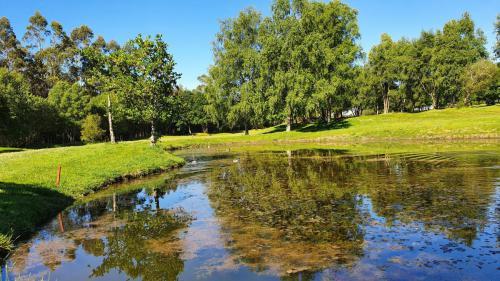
1,0,499,147
0,11,188,146
203,0,499,134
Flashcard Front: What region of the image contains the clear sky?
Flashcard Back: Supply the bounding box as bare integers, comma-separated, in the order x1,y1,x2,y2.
2,0,498,89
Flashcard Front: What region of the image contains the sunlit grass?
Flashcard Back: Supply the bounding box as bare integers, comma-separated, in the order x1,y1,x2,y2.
0,140,184,254
161,106,500,149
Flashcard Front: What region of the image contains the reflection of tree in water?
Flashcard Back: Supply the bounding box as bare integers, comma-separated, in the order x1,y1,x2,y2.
89,208,191,281
360,153,498,245
9,184,191,281
208,151,498,277
209,153,365,277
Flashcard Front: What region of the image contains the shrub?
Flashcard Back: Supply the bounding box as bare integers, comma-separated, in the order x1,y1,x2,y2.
81,114,105,143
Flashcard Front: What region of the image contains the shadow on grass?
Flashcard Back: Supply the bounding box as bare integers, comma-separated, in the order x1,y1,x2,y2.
0,148,23,154
264,119,351,134
0,182,74,258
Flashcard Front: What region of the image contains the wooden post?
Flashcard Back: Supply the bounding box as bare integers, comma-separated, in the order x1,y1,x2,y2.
56,165,62,188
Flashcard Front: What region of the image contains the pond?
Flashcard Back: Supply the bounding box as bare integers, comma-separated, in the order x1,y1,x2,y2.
2,149,499,280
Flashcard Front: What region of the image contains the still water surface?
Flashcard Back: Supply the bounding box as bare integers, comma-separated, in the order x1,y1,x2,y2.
3,150,500,280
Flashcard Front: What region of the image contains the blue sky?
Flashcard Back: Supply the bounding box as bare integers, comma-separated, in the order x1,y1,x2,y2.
2,0,498,89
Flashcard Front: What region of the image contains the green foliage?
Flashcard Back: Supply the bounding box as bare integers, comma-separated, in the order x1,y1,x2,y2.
172,88,209,134
114,34,180,144
461,59,499,105
0,232,13,253
205,0,362,132
48,80,91,121
81,114,105,143
0,4,499,146
0,68,64,147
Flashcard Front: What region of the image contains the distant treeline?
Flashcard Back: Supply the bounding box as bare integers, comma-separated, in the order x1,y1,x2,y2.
1,0,499,147
203,0,500,134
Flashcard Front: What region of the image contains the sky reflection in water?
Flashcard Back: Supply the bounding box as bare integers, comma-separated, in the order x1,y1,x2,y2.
4,150,500,281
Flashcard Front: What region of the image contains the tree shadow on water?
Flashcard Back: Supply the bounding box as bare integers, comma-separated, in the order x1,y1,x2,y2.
0,182,74,258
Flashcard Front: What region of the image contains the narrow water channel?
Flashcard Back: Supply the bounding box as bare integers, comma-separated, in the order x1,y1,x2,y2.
3,150,500,280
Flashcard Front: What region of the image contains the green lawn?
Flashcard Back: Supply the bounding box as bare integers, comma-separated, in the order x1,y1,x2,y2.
0,141,184,254
161,106,500,148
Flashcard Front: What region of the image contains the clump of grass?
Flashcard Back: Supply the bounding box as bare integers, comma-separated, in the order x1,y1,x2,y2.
0,232,14,253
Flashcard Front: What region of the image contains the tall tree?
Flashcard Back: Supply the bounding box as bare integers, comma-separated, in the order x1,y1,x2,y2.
431,13,487,107
302,0,361,121
212,8,262,135
70,25,94,49
368,33,398,114
23,11,50,51
261,0,310,131
0,17,26,71
118,34,180,145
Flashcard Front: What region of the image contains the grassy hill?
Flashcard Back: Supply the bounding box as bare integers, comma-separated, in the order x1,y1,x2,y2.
161,106,500,148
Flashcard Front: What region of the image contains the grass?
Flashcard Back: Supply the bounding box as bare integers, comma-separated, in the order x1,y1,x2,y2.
0,141,184,255
1,106,499,256
161,106,500,148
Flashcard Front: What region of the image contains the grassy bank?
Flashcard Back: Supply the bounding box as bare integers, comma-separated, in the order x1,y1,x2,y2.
0,141,184,254
161,106,500,148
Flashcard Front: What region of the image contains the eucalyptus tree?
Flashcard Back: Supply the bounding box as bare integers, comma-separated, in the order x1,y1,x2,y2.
0,17,26,71
81,39,120,143
23,11,50,52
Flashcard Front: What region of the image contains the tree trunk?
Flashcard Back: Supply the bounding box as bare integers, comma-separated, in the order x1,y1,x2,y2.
431,91,438,109
463,91,471,106
107,94,116,143
383,83,389,114
286,115,292,132
202,124,208,134
150,121,157,146
188,124,192,135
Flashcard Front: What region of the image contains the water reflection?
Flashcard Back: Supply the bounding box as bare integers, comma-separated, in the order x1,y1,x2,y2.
207,151,499,279
8,186,191,281
3,150,500,281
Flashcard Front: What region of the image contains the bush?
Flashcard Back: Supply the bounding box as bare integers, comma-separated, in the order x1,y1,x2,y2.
81,114,105,143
